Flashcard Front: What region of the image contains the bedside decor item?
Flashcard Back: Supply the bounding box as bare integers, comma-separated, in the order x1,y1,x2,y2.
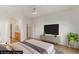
67,32,78,45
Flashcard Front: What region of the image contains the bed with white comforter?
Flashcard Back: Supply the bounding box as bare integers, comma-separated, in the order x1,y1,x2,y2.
9,39,55,54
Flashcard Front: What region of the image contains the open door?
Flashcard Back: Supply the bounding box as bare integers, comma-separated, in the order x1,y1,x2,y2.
10,17,20,43
10,24,20,43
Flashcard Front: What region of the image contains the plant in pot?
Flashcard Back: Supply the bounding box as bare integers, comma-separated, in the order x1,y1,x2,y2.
67,32,78,45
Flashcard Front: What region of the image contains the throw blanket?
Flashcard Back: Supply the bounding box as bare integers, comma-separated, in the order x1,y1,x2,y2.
21,41,48,54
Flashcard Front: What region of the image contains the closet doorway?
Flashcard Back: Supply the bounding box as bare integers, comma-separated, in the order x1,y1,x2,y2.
10,17,20,43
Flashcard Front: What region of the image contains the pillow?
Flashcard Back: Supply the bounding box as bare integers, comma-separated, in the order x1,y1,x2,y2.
5,45,13,50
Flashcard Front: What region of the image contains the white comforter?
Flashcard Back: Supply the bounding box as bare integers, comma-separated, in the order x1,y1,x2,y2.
9,39,55,54
25,39,55,54
10,42,40,54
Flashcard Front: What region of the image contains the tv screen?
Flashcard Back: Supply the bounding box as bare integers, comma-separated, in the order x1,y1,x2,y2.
44,24,59,35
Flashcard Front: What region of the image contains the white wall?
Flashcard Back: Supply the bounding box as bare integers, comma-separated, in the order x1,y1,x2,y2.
31,7,79,46
20,17,32,41
0,18,10,43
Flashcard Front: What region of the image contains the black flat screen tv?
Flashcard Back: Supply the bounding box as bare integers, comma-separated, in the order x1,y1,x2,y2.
44,24,59,35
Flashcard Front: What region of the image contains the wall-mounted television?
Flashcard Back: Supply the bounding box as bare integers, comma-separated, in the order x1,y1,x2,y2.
44,24,59,35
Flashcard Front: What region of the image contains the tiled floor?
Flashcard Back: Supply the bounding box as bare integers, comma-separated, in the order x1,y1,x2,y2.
54,44,79,54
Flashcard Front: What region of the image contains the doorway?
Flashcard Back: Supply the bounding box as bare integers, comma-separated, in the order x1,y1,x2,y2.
10,17,20,43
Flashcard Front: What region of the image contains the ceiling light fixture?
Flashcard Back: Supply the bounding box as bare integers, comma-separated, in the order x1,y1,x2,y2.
32,7,37,15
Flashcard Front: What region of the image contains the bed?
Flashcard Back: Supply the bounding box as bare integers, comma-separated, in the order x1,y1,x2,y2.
0,39,55,54
9,39,55,54
24,39,55,54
